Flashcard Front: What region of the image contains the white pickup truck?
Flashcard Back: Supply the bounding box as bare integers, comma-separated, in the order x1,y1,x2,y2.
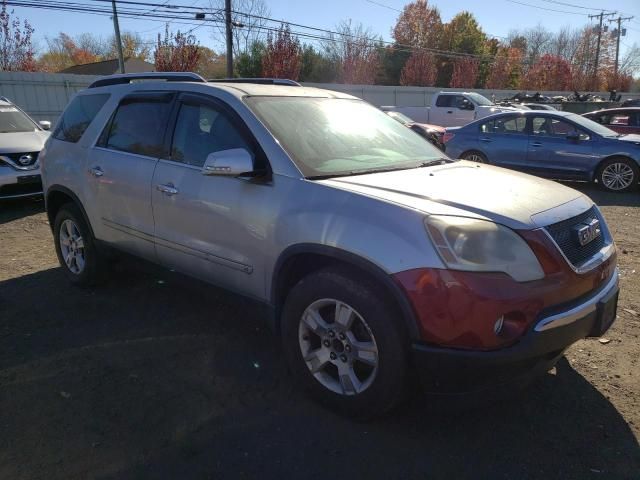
380,92,522,127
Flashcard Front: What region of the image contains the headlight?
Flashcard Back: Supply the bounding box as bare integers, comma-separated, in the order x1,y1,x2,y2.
424,216,544,282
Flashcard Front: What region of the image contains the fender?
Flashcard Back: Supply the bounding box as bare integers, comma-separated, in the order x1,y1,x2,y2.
271,243,420,340
45,184,95,238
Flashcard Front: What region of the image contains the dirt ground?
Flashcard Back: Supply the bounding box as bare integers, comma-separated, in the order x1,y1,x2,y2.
0,183,639,480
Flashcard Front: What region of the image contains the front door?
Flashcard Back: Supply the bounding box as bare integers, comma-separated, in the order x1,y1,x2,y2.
85,92,174,260
151,93,271,299
526,115,595,180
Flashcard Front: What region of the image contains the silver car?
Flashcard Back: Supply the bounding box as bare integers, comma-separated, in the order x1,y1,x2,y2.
0,96,50,199
41,74,619,417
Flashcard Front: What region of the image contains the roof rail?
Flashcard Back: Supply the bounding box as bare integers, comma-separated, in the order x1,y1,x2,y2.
88,72,207,89
0,96,11,103
208,78,301,86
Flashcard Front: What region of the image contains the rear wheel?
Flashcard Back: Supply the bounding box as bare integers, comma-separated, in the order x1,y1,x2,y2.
597,157,639,192
281,267,408,418
461,150,488,163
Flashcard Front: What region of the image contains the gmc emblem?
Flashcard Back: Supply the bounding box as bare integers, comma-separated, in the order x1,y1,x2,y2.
574,218,601,246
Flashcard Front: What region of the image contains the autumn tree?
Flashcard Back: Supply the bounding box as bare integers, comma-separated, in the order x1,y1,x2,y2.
392,0,442,49
262,24,302,80
485,47,523,89
521,54,572,91
324,20,380,85
400,50,436,86
108,32,150,61
154,25,201,72
37,33,101,71
195,46,226,79
450,57,479,88
0,0,36,71
438,11,486,86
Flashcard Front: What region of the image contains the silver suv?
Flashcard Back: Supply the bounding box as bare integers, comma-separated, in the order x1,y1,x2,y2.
41,73,619,417
0,96,51,199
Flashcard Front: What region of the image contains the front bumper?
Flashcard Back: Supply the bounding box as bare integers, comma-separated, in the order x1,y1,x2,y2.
0,165,42,199
411,268,619,393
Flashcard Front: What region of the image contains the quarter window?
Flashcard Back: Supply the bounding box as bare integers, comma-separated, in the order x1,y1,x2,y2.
104,98,172,157
52,94,110,143
171,102,251,168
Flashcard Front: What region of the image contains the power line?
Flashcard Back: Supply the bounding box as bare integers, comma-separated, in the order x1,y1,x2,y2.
504,0,590,16
538,0,615,13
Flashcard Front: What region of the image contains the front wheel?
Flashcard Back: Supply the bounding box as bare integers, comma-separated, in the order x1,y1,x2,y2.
597,158,639,192
281,267,408,418
53,203,105,286
461,150,488,163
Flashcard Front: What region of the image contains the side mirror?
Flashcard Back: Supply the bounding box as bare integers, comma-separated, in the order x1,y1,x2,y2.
39,120,51,131
461,100,474,111
566,132,580,141
201,148,254,177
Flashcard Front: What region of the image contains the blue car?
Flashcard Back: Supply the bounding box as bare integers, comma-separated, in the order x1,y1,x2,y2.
443,110,640,192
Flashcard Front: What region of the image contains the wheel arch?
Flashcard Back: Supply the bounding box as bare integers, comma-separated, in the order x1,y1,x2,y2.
271,244,420,340
45,185,94,238
593,154,640,181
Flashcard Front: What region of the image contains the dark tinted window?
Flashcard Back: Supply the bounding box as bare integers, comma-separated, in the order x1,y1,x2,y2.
105,99,172,157
171,102,251,167
435,95,454,107
53,94,109,143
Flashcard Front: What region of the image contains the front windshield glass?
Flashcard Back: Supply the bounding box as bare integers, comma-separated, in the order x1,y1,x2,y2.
246,97,446,178
0,106,37,133
467,92,494,106
567,113,619,137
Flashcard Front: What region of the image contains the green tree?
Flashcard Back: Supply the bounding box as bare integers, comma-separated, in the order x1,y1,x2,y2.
235,41,265,77
299,45,337,83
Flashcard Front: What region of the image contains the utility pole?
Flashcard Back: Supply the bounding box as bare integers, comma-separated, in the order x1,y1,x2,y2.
609,15,634,76
588,11,614,89
225,0,233,77
111,0,125,73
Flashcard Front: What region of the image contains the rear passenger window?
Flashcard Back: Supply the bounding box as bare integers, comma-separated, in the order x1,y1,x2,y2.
171,103,251,168
435,95,454,107
104,97,172,157
481,117,526,134
52,94,109,143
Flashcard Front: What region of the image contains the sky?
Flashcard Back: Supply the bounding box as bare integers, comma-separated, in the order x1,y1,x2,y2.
9,0,640,60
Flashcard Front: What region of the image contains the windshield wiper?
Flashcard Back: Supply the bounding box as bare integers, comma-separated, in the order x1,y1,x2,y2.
307,159,451,180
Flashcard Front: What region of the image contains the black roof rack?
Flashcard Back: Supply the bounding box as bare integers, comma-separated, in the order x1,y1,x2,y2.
88,72,206,89
208,78,301,86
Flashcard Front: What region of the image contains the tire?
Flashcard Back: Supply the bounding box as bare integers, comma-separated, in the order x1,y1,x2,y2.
461,150,488,163
596,157,639,193
53,203,105,286
281,267,408,418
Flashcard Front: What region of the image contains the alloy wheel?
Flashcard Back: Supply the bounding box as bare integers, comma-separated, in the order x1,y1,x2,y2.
59,219,86,274
465,153,485,163
298,298,379,396
601,162,635,191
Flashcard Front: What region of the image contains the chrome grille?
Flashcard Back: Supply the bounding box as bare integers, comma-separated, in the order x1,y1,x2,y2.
544,206,606,267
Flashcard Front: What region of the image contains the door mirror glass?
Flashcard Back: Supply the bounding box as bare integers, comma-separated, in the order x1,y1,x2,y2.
38,120,51,130
202,148,254,176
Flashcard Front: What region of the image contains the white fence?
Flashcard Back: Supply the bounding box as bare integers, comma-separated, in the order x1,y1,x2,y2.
0,71,636,123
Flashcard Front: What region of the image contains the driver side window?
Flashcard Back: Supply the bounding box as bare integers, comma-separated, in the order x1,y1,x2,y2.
171,102,252,168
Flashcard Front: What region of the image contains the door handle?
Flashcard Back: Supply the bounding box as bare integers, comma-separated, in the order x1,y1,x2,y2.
446,110,453,114
156,183,179,196
88,166,104,177
480,137,492,143
530,142,542,147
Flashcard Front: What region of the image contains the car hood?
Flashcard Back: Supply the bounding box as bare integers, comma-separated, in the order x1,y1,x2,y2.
0,130,50,153
616,133,640,144
318,161,590,230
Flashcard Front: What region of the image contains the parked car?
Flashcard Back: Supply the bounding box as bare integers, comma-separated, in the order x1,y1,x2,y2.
444,110,640,192
583,108,640,135
42,73,619,417
385,110,445,150
0,96,51,199
380,92,522,127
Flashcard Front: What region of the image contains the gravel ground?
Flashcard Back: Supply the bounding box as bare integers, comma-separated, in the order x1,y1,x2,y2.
0,183,638,480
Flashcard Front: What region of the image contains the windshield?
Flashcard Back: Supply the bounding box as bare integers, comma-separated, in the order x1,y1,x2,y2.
567,113,619,137
467,93,493,106
0,106,37,133
246,97,446,178
386,111,414,125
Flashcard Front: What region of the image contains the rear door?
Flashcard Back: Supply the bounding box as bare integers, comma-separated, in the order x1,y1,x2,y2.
151,93,271,298
477,115,529,169
526,115,595,179
86,91,174,260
